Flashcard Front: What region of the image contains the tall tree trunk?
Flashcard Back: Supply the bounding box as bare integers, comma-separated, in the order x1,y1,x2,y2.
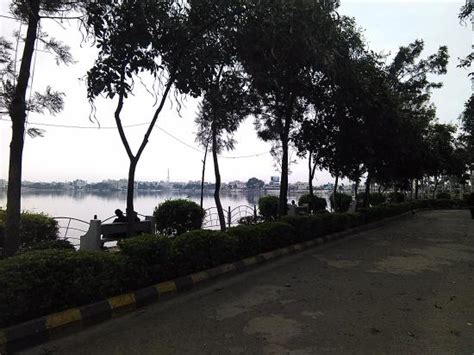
433,176,439,199
4,3,40,256
308,152,314,197
200,141,209,209
279,134,289,216
126,159,138,237
332,174,339,212
363,172,371,208
414,179,419,200
212,129,226,231
278,94,294,217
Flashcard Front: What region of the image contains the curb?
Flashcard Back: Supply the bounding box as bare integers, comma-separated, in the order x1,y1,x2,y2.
0,210,415,353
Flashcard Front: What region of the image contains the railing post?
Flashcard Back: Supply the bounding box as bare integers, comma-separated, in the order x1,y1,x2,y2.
80,219,102,251
145,215,156,235
228,206,231,228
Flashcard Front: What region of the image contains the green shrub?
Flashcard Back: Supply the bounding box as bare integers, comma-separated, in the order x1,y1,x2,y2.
171,230,238,276
0,250,130,327
298,194,327,212
436,192,451,200
330,213,352,232
238,215,265,225
388,192,405,203
253,222,296,250
258,196,279,220
118,234,174,283
329,193,352,213
23,239,75,252
154,199,205,236
0,209,59,254
227,225,266,257
369,193,386,206
465,193,474,206
279,215,306,240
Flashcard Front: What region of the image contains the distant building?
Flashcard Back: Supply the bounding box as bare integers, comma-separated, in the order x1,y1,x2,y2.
268,176,280,188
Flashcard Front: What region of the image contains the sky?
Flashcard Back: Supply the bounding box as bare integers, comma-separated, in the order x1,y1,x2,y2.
0,0,472,184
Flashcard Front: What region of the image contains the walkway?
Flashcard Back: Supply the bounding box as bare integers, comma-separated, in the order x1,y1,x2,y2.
25,210,474,354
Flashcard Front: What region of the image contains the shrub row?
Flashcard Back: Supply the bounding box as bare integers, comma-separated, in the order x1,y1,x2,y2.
0,209,59,256
0,198,468,328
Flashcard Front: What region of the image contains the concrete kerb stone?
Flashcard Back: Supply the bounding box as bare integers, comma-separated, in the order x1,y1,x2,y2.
0,209,420,352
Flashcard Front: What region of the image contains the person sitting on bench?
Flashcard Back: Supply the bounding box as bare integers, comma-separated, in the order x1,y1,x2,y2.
113,209,127,223
113,209,140,223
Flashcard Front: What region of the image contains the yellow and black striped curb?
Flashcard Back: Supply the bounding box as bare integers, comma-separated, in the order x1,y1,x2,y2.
0,210,415,353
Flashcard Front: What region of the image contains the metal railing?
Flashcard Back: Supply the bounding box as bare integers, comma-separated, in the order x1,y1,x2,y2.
53,216,90,247
203,205,257,229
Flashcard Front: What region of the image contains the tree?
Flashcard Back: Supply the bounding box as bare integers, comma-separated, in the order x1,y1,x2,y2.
424,123,458,197
86,0,244,234
195,69,253,231
246,177,264,189
237,0,341,216
459,96,474,187
1,0,79,256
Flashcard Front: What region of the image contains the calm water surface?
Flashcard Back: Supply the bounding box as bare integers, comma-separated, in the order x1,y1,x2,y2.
0,189,317,221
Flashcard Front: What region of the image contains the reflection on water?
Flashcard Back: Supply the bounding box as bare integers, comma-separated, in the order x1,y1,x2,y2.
0,189,311,221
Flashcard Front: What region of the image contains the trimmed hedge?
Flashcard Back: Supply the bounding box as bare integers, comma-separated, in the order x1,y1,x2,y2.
0,199,467,328
436,192,451,200
466,193,474,206
118,235,173,284
0,250,130,328
171,230,238,276
0,209,59,254
298,194,327,212
356,192,386,206
154,199,205,236
388,192,405,204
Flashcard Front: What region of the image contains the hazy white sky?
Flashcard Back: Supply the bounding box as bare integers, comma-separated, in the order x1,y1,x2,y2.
0,1,472,184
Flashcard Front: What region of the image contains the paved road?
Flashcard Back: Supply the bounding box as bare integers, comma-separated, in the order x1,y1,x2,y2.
26,210,474,354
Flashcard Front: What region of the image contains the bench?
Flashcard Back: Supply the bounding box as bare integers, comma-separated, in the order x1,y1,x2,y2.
80,217,155,251
288,204,310,216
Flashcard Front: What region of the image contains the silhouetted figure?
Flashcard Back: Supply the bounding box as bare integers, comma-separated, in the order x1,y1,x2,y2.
113,209,127,223
129,210,140,222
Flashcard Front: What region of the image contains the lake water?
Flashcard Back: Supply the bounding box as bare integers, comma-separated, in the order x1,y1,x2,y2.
0,189,331,220
0,189,329,241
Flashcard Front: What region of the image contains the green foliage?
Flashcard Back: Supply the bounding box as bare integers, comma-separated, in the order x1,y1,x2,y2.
0,250,129,327
171,230,238,276
436,192,451,200
465,193,474,206
246,177,265,189
258,196,279,220
118,235,173,283
329,193,353,213
388,192,405,203
238,215,265,225
22,239,75,252
298,194,327,212
227,225,266,258
0,209,59,255
253,222,296,251
154,199,205,236
368,193,386,206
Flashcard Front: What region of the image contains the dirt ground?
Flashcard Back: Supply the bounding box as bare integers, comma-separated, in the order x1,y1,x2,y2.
25,210,474,354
